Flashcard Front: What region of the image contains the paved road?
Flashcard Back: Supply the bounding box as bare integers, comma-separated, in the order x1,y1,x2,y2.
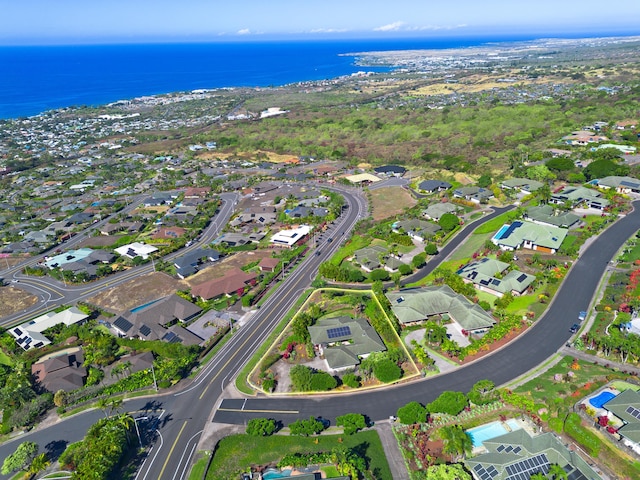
213,202,640,425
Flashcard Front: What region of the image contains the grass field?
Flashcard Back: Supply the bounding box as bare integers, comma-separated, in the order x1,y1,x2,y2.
206,430,392,480
369,187,416,221
449,232,492,261
471,211,513,234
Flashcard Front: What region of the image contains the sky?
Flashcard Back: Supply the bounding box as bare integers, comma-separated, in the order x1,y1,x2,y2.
1,0,639,45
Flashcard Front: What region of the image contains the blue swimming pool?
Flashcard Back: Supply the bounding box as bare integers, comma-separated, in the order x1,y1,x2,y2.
130,298,162,313
589,391,616,408
466,419,522,448
262,469,292,480
493,225,509,240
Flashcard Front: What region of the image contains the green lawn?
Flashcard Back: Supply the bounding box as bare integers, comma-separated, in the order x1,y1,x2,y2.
474,290,496,308
206,430,392,480
449,232,493,261
0,351,12,366
472,212,513,235
504,293,536,314
621,243,640,262
188,453,210,480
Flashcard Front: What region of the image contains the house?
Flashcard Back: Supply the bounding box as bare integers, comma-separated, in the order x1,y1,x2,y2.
465,427,602,480
270,225,312,248
44,248,115,270
386,285,495,335
392,219,441,242
9,307,89,350
418,179,452,193
152,226,187,240
190,268,258,301
344,173,382,185
374,165,406,177
453,186,494,204
597,175,640,194
212,232,253,247
308,316,386,372
24,230,53,244
491,221,568,254
66,212,94,224
32,350,87,392
286,206,328,219
111,294,203,345
423,203,460,221
251,182,278,194
183,187,211,198
561,130,608,146
353,245,388,272
258,257,280,272
173,248,221,279
230,206,277,226
523,205,580,228
601,388,640,454
114,242,158,260
550,186,609,209
597,144,636,155
500,178,544,195
456,258,535,297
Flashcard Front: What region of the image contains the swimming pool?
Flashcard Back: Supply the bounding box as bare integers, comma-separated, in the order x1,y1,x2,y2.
493,225,510,241
466,419,522,448
589,390,617,409
262,469,292,480
130,298,162,313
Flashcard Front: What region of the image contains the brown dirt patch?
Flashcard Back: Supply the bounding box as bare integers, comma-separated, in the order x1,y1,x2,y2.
370,187,417,221
0,287,39,317
460,325,527,364
186,250,274,287
86,272,187,313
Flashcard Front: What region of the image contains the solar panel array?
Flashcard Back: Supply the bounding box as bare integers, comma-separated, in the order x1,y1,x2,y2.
625,405,640,419
326,326,351,339
500,221,523,240
516,273,528,283
473,464,499,480
505,453,549,480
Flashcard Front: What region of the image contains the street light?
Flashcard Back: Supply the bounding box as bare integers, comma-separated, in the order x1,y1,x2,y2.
428,328,433,345
134,416,148,447
150,364,158,392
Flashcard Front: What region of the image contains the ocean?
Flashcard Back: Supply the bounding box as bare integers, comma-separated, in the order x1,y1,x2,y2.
0,34,627,120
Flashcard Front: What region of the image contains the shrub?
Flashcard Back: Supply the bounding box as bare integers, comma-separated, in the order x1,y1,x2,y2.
427,391,468,416
342,372,361,388
373,359,402,383
309,371,338,391
336,413,366,435
397,401,427,424
246,418,277,436
564,413,601,456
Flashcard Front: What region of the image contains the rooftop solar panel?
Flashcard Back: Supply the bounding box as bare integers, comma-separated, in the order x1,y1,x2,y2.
516,274,528,283
139,324,152,336
327,326,351,339
513,446,521,454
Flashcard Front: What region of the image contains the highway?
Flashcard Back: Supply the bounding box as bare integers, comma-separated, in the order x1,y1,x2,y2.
0,190,637,480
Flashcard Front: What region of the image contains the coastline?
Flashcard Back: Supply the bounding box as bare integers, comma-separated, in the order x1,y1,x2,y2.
2,34,640,121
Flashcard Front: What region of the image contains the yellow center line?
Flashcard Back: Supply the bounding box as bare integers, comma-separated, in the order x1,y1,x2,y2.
158,420,188,479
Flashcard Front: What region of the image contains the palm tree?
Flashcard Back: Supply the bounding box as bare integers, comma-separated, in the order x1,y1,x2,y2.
549,463,568,480
28,453,50,476
439,424,472,461
529,473,547,480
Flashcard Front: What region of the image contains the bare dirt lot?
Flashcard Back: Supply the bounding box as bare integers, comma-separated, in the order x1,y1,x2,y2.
370,187,417,221
86,272,187,313
0,287,39,317
187,250,274,287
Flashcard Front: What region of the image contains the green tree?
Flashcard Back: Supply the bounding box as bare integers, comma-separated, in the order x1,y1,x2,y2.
549,463,569,480
246,418,277,436
397,401,427,424
439,424,473,461
438,213,460,232
370,269,390,281
288,416,325,436
28,453,50,476
309,371,338,391
342,372,360,388
427,391,468,415
373,358,402,383
412,253,427,269
53,389,68,407
290,365,313,392
336,413,367,435
2,441,39,475
477,174,492,188
425,243,438,255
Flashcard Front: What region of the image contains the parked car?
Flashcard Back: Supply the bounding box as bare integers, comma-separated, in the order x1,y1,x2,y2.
570,323,580,334
578,311,587,322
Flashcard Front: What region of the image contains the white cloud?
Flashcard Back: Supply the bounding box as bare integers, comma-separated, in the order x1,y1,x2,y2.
374,21,405,32
237,28,251,35
308,28,349,34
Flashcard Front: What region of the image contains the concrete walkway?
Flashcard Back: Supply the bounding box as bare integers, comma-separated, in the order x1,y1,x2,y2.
373,421,410,480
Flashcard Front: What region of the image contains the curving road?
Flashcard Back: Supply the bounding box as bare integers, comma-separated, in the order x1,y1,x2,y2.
213,203,640,426
1,192,637,480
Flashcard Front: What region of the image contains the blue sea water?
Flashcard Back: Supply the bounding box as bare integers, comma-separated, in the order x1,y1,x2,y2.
0,33,631,119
